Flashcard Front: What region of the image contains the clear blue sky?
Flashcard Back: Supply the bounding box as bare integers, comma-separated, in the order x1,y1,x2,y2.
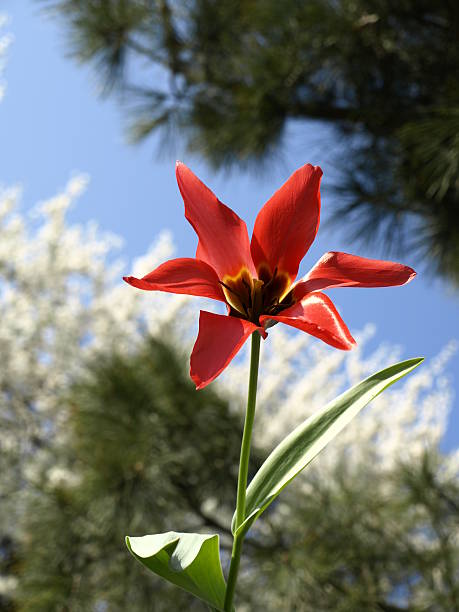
2,2,458,447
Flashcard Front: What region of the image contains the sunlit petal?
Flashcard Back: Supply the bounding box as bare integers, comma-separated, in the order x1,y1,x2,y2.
190,311,262,389
124,257,226,302
176,162,256,278
293,252,416,299
260,292,355,350
251,164,322,281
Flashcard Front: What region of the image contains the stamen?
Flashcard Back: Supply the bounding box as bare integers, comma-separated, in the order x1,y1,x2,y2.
242,278,253,308
263,267,278,292
219,280,239,296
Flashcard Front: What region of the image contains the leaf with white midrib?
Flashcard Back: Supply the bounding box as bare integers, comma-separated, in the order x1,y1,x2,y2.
232,357,423,536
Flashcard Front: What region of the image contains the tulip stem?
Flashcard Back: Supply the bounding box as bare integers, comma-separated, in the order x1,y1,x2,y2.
224,332,261,612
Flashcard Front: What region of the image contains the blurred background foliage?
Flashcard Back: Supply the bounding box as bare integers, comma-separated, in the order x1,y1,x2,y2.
1,5,459,611
17,340,248,611
12,340,459,611
42,0,459,283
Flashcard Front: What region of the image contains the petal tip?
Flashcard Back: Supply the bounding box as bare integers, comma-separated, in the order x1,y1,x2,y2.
407,268,417,283
190,367,207,391
175,160,187,180
343,330,357,350
311,163,323,177
259,328,268,340
331,332,356,351
299,163,323,180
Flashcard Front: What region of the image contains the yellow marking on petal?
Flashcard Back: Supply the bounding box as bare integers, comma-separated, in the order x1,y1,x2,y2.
278,272,293,303
221,267,254,316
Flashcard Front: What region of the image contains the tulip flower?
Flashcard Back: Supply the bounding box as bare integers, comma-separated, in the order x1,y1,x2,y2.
124,162,415,389
124,162,420,612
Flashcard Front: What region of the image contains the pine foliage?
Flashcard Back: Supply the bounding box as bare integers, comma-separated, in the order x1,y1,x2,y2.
43,0,459,281
16,339,459,611
18,339,249,611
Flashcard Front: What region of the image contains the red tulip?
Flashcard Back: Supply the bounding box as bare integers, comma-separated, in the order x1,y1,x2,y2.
124,162,416,389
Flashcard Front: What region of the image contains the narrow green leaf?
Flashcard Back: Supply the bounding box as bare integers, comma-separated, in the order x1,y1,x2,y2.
126,531,226,610
233,357,423,536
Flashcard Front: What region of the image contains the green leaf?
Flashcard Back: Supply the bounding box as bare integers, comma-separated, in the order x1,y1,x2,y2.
126,531,227,610
233,357,423,536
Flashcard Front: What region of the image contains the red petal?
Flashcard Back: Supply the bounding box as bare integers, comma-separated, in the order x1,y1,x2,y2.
294,252,416,299
190,311,260,389
251,164,322,281
260,292,355,350
123,258,226,302
176,162,256,278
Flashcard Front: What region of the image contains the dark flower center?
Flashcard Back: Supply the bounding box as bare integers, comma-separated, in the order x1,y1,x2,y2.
220,265,295,325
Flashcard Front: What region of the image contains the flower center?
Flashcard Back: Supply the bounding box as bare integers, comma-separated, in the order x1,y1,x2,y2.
220,265,295,324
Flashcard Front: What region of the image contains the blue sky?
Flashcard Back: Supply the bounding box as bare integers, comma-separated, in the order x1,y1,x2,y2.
2,2,458,447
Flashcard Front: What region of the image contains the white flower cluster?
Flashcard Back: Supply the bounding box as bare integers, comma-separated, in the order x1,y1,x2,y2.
0,177,205,521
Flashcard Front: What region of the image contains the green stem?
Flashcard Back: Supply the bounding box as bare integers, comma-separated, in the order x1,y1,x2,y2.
224,332,261,611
